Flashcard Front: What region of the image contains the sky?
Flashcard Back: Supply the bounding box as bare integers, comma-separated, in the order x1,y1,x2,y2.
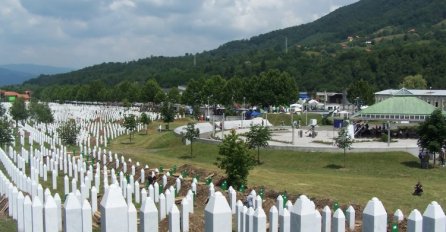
0,0,358,69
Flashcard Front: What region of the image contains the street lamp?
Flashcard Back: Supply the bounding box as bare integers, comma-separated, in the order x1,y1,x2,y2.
242,97,246,128
207,96,210,122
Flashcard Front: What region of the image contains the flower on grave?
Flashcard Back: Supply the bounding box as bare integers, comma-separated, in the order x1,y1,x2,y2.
282,192,288,208
159,184,163,193
391,223,398,232
333,201,339,211
221,180,228,191
206,177,212,185
238,184,245,192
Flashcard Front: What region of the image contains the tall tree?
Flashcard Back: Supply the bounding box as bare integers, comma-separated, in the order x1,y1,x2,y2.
418,109,446,167
252,69,298,107
29,101,54,125
154,91,166,104
335,127,353,168
123,114,137,143
0,117,13,149
160,102,175,130
216,130,256,188
399,74,427,89
57,119,80,146
143,79,163,103
182,122,200,157
0,104,6,117
167,87,181,104
182,78,204,106
10,97,28,127
139,112,151,135
245,125,272,164
347,79,376,106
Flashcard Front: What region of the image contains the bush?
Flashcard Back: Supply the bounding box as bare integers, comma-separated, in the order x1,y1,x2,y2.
380,133,388,142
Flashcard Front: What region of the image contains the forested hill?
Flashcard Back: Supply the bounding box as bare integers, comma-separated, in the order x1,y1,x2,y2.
24,0,446,95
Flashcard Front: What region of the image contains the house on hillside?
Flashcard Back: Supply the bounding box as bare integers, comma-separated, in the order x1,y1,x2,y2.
0,90,31,102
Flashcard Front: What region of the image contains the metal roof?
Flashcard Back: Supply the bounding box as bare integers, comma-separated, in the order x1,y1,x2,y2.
375,88,446,96
352,96,442,121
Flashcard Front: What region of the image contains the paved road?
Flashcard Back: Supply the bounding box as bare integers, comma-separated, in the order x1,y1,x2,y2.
175,120,419,156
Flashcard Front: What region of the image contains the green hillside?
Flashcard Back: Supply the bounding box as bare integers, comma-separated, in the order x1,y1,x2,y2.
22,0,446,100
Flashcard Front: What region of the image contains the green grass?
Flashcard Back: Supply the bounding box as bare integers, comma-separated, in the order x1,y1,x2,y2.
109,119,444,214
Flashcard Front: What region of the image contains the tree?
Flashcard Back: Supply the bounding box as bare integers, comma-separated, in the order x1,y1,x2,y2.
399,74,427,89
347,79,376,106
160,102,175,130
0,104,6,117
29,101,54,127
335,127,353,168
0,117,13,149
139,112,151,135
417,109,446,167
216,130,256,188
245,125,272,164
154,91,166,104
167,87,181,104
57,119,80,146
123,114,137,142
182,123,200,157
143,79,163,103
10,98,28,127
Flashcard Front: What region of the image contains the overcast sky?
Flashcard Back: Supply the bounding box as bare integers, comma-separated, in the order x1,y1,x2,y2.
1,0,358,69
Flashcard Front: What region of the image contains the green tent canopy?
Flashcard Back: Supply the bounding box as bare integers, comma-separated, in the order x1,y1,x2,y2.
352,96,444,122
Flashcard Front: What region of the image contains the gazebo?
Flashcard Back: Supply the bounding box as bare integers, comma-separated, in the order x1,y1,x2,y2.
352,96,443,122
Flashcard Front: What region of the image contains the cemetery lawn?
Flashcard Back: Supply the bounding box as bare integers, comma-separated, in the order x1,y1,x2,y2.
111,119,446,215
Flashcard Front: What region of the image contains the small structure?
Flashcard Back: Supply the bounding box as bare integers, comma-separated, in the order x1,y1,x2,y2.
375,88,446,110
0,90,31,102
352,96,443,122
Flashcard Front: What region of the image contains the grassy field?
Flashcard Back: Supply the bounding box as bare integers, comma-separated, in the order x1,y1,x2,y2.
110,118,445,214
1,117,444,230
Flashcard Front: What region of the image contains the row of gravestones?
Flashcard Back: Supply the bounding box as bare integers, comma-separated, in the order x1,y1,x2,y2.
0,141,198,232
3,143,446,232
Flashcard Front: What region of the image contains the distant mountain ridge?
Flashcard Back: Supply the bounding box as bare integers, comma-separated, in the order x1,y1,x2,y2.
23,0,446,91
0,64,72,86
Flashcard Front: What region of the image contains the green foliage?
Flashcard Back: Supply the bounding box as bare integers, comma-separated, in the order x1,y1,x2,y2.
380,133,389,143
216,130,256,188
182,123,200,157
139,112,151,134
10,98,28,126
0,104,6,117
143,79,163,102
347,79,376,106
57,119,80,146
245,125,272,164
123,114,137,142
167,87,181,104
399,74,427,89
28,101,54,124
0,117,13,149
417,109,446,155
160,102,175,128
335,127,353,167
122,98,131,108
154,91,166,104
21,0,446,102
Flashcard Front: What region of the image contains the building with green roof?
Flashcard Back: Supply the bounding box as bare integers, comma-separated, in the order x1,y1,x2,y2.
352,96,444,122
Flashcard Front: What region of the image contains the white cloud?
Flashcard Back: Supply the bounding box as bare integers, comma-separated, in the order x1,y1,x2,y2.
0,0,358,68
